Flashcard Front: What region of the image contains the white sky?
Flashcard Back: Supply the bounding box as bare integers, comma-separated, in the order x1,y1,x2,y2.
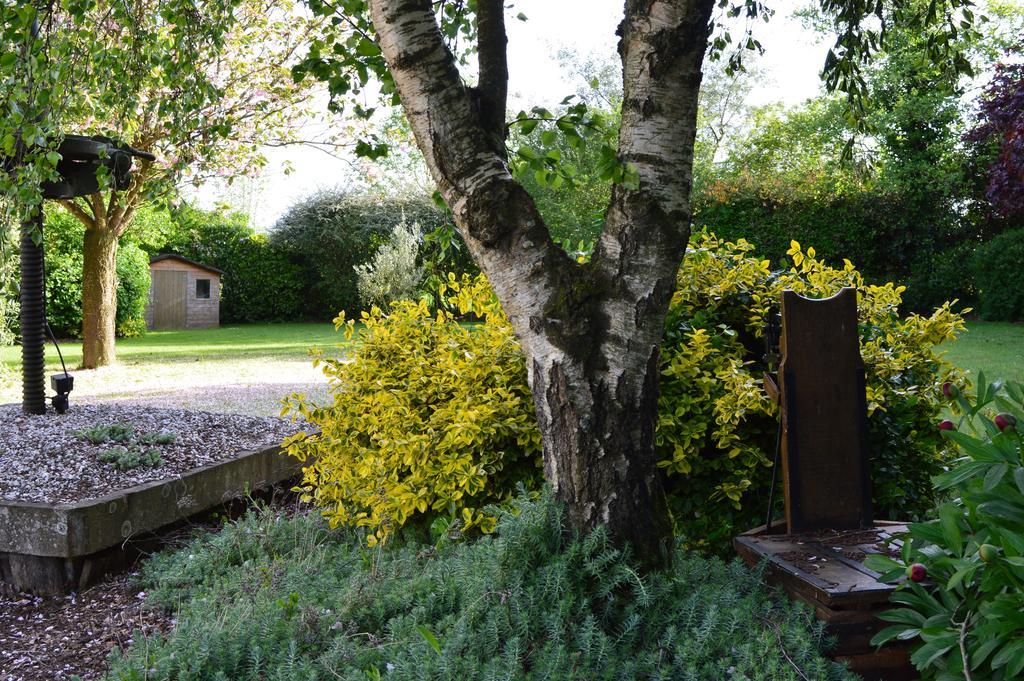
505,0,828,108
196,0,830,229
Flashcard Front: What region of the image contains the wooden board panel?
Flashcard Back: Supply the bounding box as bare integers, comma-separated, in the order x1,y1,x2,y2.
734,523,907,609
733,522,916,681
779,288,873,533
151,269,187,330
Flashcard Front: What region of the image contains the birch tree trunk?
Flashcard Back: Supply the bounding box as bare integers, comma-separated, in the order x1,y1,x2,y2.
369,0,713,566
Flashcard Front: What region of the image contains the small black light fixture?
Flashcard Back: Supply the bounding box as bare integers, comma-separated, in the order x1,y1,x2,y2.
45,321,73,414
50,372,73,414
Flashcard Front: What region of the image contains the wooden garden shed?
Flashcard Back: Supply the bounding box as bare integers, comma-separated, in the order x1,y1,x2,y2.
145,254,223,330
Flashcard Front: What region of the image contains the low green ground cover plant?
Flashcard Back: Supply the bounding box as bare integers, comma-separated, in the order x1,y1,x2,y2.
867,377,1024,679
75,424,174,470
139,431,177,446
285,233,964,553
98,445,164,471
103,493,856,680
76,424,136,445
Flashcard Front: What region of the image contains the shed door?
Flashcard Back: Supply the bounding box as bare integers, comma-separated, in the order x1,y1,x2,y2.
152,270,188,329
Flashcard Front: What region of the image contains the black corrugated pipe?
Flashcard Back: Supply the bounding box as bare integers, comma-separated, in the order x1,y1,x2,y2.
20,210,46,415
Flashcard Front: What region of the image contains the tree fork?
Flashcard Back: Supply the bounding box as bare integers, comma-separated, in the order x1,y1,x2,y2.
368,0,715,568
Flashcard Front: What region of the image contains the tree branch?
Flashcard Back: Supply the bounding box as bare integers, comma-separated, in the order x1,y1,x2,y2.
89,192,107,230
369,0,576,352
589,0,715,361
107,188,120,225
111,162,151,237
58,199,95,229
957,612,973,681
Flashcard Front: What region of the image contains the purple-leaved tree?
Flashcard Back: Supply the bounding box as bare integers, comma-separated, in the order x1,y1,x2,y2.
967,45,1024,220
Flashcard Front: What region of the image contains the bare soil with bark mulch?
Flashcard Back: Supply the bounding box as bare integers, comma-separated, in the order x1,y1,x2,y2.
0,573,171,681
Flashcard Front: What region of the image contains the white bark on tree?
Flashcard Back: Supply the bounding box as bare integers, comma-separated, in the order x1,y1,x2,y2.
369,0,714,566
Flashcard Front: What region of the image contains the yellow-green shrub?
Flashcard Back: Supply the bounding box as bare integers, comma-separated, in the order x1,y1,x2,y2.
286,234,965,553
660,233,966,551
282,274,542,546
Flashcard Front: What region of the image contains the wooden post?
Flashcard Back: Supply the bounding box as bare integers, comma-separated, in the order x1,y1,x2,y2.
779,288,873,533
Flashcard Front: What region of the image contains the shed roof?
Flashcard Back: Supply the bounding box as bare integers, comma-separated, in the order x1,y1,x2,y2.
149,254,224,276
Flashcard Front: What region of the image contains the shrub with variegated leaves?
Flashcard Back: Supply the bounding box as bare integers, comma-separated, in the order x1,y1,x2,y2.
284,233,965,553
282,274,542,547
660,233,966,551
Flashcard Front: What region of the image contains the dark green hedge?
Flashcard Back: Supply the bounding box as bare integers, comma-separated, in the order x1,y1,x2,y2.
115,243,151,337
158,207,305,323
692,178,978,314
269,191,452,319
972,228,1024,321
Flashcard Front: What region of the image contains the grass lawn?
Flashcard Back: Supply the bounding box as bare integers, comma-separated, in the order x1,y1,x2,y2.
0,323,350,415
940,321,1024,384
0,322,347,370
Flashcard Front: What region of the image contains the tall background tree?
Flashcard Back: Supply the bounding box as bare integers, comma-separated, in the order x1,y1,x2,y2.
966,42,1024,223
48,0,324,368
0,0,332,367
695,0,1023,314
293,0,979,566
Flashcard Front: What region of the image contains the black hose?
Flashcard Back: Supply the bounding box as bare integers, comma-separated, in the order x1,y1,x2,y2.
20,211,46,414
45,321,67,376
39,231,68,379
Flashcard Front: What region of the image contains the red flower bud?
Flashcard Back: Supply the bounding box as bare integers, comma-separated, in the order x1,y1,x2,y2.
995,413,1017,432
909,563,927,583
939,420,955,431
942,382,958,398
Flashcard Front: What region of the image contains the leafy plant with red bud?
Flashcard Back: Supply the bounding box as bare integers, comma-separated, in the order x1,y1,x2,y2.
942,381,959,399
995,413,1017,432
867,375,1024,679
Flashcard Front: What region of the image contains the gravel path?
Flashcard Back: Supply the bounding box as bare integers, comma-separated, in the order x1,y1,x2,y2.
0,358,332,417
79,381,332,417
0,404,305,504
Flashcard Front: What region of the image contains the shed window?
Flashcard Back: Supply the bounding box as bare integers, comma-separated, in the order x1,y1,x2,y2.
196,279,211,299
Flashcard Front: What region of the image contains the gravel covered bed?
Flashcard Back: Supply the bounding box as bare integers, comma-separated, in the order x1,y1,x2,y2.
0,403,304,504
